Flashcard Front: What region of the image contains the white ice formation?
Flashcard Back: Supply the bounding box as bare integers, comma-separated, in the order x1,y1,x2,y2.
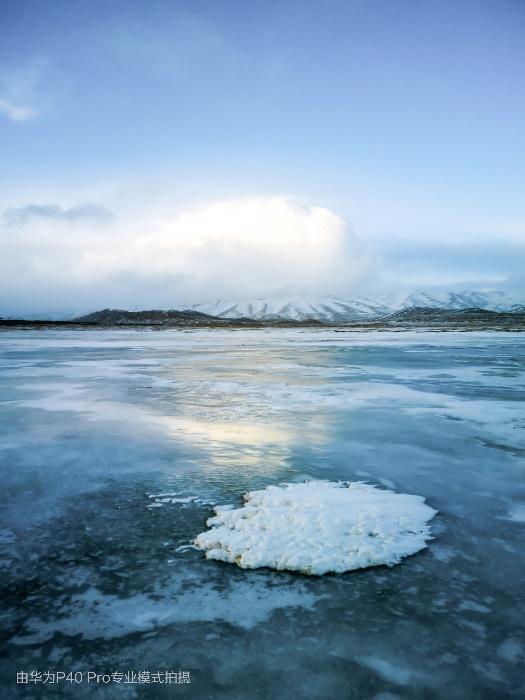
194,480,437,576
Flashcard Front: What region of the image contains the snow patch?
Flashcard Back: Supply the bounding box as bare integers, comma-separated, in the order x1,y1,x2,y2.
194,481,437,575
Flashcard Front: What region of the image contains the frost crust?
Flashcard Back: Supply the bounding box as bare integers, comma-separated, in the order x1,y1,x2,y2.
194,481,437,575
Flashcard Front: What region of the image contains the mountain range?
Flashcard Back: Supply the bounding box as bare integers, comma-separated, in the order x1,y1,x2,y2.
3,290,524,324
190,290,524,323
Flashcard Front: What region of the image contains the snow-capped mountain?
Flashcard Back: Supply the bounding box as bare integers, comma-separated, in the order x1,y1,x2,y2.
191,290,522,323
191,296,393,322
379,290,520,313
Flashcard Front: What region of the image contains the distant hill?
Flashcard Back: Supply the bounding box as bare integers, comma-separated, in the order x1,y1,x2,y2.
73,308,220,325
381,307,525,329
70,308,322,328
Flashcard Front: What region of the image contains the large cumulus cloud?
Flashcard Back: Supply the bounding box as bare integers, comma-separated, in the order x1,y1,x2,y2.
0,196,374,317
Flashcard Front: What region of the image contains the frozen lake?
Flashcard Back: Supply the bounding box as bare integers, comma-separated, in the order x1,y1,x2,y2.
0,328,524,698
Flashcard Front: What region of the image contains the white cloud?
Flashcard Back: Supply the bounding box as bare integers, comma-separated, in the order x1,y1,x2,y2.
0,196,375,316
0,98,36,122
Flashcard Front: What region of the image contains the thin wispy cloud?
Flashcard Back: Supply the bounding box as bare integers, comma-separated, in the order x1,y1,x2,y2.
4,203,114,225
0,98,36,122
0,60,45,123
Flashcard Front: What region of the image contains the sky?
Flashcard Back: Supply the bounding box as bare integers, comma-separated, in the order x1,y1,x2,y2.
0,0,524,315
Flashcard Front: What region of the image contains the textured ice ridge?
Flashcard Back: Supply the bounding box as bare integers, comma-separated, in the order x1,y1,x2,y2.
194,481,437,575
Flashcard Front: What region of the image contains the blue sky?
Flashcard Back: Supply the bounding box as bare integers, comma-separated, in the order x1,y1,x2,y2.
1,0,524,312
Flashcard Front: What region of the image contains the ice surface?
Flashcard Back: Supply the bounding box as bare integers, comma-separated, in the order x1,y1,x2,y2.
12,575,319,642
195,481,437,575
356,656,421,685
503,504,525,523
497,639,523,664
2,328,524,698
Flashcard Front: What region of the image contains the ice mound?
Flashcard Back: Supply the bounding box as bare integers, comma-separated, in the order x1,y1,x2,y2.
194,481,437,575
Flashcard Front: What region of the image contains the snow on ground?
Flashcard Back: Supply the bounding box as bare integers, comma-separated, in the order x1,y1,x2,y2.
195,481,437,575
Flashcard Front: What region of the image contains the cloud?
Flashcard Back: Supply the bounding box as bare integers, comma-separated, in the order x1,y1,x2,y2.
0,60,45,123
0,98,36,122
0,196,374,316
4,203,115,226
